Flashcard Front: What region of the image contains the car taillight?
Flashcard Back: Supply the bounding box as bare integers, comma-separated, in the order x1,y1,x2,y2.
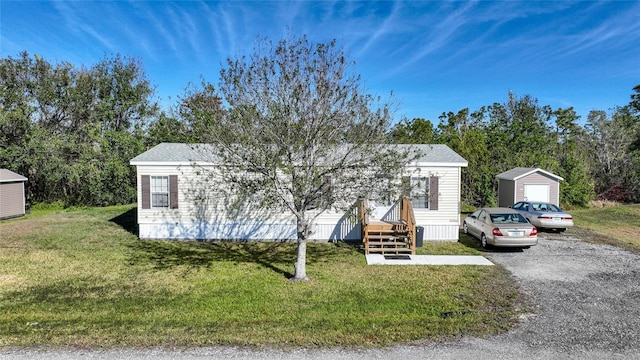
492,228,503,236
562,216,572,220
530,227,538,236
538,215,552,219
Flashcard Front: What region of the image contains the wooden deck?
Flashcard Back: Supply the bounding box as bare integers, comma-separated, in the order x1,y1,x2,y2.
361,198,417,255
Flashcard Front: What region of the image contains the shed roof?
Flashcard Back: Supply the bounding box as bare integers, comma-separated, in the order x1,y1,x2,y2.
130,143,468,167
496,167,563,181
0,169,27,183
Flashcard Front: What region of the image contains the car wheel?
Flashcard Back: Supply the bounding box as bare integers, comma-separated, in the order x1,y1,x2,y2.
463,222,468,234
481,233,489,249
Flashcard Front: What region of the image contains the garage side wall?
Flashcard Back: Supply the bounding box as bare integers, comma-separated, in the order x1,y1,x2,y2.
498,179,515,207
0,182,26,219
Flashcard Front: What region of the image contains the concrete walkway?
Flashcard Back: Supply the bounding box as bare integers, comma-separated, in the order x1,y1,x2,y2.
365,254,494,266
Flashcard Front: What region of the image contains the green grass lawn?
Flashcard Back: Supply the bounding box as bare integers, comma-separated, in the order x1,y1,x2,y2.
570,204,640,252
0,205,525,348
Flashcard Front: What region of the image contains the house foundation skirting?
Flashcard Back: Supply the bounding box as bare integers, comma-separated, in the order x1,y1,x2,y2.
139,222,297,241
420,224,461,241
138,222,460,242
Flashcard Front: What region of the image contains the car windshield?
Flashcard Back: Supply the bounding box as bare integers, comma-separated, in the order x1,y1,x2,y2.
490,213,528,224
531,203,561,212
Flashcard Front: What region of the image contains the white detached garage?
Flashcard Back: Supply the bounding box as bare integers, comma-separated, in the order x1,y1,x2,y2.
496,167,563,207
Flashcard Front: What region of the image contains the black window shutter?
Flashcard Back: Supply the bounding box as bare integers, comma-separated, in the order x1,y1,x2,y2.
141,175,150,209
429,176,439,210
169,175,179,209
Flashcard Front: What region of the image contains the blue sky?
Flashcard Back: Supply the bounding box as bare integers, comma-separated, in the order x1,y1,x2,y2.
1,1,639,123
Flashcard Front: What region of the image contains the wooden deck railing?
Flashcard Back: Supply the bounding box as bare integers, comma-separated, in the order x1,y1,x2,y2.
361,197,416,255
359,199,369,252
400,197,416,252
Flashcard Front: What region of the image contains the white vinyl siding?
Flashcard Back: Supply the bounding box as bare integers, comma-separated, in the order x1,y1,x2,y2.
135,163,464,241
136,165,295,228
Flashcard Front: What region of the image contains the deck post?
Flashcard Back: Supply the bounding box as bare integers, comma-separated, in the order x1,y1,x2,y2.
359,199,369,254
401,197,416,254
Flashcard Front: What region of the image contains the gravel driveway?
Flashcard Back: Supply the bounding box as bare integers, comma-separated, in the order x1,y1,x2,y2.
3,233,640,359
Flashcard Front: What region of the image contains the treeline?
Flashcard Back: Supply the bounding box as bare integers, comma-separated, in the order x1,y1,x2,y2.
389,90,640,207
1,52,156,206
1,52,639,208
0,52,223,207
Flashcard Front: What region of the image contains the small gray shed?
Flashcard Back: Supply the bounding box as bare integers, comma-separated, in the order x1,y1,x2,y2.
0,169,28,220
496,167,563,207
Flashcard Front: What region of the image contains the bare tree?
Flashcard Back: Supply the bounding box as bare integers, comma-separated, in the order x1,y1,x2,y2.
585,108,637,201
195,35,412,281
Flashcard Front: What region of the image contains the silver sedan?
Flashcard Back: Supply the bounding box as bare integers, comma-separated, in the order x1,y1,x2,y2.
463,207,538,249
510,201,574,232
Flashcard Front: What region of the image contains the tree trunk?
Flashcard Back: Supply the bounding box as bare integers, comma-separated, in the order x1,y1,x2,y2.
292,218,310,281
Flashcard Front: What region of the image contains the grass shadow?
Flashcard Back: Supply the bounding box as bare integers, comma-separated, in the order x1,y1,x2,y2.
109,207,138,236
335,239,366,255
458,231,483,251
127,239,359,279
109,206,364,278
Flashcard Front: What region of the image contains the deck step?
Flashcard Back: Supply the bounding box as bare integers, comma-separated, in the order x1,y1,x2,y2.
367,231,409,236
367,235,409,240
367,241,411,246
364,218,414,255
367,247,413,254
368,241,411,247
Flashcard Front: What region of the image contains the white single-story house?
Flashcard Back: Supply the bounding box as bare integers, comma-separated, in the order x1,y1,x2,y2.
496,167,563,207
0,169,28,220
130,143,468,243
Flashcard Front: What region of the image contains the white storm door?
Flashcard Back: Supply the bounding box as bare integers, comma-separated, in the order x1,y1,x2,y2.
524,184,549,202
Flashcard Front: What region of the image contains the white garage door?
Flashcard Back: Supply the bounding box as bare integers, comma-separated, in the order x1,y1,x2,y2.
524,184,549,202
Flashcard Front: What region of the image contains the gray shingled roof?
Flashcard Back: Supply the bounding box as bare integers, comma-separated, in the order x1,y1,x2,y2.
496,167,563,181
399,144,468,164
0,169,28,183
130,143,212,163
130,143,468,166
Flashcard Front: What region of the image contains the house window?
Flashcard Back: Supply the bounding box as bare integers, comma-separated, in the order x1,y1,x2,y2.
307,175,332,210
141,175,178,210
411,176,430,209
151,176,169,208
401,175,439,210
321,175,332,203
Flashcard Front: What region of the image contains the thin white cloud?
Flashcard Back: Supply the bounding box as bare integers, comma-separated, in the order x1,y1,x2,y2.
52,1,117,54
131,1,214,68
203,3,236,58
480,1,640,76
130,1,180,61
356,1,402,56
177,7,203,61
3,0,635,121
562,7,640,57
